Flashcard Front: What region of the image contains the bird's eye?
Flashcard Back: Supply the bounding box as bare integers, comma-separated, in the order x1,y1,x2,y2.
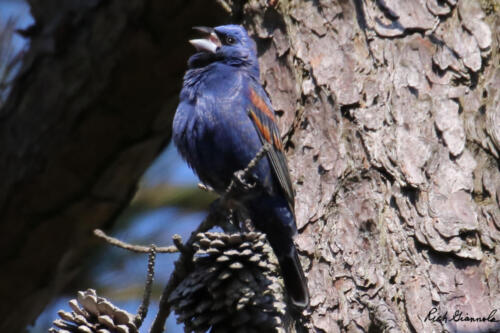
225,36,235,45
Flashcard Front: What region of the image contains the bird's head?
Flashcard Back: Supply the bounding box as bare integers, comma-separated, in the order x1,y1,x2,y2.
188,25,258,73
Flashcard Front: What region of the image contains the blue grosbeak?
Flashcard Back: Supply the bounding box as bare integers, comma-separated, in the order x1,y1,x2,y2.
173,25,309,309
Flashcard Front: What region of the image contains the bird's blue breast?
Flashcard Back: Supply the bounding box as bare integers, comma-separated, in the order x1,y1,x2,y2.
173,63,273,193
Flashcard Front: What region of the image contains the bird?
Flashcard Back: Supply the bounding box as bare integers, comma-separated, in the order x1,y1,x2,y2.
172,24,309,309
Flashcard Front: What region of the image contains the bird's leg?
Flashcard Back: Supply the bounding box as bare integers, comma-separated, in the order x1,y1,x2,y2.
225,142,271,197
216,142,270,233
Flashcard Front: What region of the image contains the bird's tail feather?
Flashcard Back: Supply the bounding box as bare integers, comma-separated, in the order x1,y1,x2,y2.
277,246,310,309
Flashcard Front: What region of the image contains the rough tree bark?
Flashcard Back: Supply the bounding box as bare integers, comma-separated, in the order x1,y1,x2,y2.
238,0,499,332
1,0,498,332
0,1,229,331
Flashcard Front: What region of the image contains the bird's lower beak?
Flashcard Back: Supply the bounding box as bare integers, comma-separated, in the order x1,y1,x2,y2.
189,26,221,54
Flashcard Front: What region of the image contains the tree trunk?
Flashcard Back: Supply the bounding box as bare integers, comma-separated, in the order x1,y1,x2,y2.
0,1,228,331
239,0,499,332
2,0,499,332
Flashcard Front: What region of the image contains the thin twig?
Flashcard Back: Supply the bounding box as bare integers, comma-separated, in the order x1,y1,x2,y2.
134,245,157,328
198,182,215,193
224,142,271,196
93,229,179,253
150,144,270,332
172,234,188,254
245,142,271,173
215,0,232,14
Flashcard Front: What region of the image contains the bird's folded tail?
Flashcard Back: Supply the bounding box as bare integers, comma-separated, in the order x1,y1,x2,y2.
277,246,310,310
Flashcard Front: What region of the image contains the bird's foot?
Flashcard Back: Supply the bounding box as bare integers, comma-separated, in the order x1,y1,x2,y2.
231,170,257,193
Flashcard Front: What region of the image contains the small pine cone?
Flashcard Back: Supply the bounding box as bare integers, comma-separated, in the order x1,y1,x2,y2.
169,232,288,333
49,289,138,333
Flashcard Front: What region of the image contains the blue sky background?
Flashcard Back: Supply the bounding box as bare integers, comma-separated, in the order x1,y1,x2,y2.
0,1,202,331
0,0,33,51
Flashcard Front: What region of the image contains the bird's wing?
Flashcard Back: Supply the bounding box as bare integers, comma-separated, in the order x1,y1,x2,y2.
247,84,295,210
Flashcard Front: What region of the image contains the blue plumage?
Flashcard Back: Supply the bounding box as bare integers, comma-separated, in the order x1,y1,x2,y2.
173,25,309,309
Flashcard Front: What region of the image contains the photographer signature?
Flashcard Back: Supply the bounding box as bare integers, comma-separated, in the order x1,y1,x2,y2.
424,307,498,323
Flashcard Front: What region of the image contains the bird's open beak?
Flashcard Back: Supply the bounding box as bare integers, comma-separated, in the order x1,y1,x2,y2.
189,26,221,54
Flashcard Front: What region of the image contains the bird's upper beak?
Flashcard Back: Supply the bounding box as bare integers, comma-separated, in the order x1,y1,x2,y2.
189,26,221,54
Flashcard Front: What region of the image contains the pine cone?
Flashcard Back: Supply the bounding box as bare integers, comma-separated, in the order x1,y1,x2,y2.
168,232,288,333
49,289,138,333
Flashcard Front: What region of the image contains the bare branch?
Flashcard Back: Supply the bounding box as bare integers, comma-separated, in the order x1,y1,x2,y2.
223,142,271,197
93,229,178,254
150,141,272,332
